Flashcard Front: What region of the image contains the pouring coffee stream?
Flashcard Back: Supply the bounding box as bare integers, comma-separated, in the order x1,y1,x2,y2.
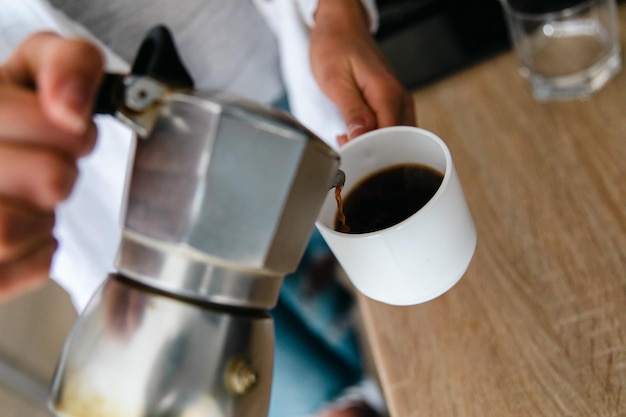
49,26,346,417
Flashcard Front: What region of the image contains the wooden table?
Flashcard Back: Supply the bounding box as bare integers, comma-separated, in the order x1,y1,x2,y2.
358,6,626,417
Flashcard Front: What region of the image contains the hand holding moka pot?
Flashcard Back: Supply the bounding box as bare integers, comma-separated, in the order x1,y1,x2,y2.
49,26,344,417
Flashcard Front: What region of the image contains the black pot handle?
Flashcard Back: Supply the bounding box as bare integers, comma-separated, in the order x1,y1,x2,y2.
94,25,195,115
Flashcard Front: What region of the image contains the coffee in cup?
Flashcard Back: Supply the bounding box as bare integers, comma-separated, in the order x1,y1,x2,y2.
334,163,443,234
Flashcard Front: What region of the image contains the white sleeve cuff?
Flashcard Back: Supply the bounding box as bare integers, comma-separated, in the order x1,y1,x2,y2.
295,0,379,33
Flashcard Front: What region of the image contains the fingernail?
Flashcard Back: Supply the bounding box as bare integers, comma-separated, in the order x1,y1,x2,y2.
54,78,90,134
347,120,366,139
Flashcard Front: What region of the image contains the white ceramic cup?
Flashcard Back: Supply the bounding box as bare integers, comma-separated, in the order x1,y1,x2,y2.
316,126,477,306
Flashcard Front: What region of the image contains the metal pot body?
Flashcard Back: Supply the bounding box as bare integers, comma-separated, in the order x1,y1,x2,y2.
118,91,341,308
49,275,274,417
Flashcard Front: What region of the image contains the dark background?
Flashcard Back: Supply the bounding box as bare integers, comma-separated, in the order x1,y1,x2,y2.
375,0,625,90
374,0,511,90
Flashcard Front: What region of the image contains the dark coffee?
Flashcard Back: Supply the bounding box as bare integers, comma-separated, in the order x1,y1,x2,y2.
334,163,444,234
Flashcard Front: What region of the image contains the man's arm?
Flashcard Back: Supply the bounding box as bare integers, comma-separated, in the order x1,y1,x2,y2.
309,0,416,145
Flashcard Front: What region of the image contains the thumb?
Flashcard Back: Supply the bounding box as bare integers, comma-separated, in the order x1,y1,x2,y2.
4,32,104,134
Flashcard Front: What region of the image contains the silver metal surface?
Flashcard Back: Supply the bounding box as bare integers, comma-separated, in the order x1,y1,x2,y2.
332,170,346,189
116,231,284,309
112,75,174,138
51,83,343,417
117,90,341,306
124,76,166,111
49,275,274,417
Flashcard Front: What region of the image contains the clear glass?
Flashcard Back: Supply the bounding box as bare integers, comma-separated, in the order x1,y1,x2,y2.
501,0,622,101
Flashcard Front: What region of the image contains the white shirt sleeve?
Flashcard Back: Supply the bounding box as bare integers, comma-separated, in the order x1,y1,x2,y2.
294,0,379,32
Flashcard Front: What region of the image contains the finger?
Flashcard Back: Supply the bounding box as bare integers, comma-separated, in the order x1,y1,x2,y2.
337,133,349,147
0,86,98,157
2,31,104,134
0,144,79,211
362,79,415,129
316,71,377,139
0,198,55,262
0,236,57,303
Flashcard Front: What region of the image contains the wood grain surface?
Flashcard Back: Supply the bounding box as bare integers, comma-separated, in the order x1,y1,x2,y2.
357,6,626,417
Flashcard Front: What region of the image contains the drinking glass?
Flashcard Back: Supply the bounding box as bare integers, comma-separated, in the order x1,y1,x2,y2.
501,0,622,101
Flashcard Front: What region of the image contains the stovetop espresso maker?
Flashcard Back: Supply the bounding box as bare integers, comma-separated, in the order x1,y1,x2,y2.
49,26,344,417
